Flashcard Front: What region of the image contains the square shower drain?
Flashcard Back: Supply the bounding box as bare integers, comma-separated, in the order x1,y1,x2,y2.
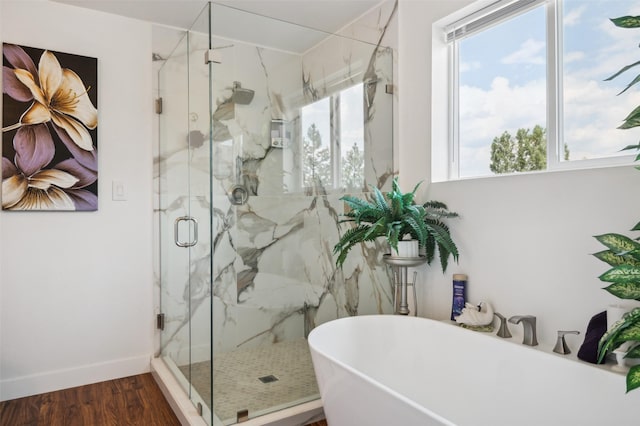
258,374,279,383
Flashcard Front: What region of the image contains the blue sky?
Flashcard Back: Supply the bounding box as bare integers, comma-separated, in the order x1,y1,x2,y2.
460,6,546,89
457,0,640,177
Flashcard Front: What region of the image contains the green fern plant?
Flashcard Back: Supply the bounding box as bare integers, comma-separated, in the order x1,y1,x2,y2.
333,177,459,271
594,14,640,393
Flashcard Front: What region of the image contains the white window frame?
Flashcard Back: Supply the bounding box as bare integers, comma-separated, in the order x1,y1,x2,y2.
434,0,635,182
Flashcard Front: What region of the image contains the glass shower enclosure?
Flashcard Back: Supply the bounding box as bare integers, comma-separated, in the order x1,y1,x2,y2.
155,2,395,425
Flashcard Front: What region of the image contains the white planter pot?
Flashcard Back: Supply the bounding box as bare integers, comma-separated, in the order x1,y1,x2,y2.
391,240,419,258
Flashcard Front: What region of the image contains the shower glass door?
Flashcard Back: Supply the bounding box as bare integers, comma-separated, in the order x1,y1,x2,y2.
157,3,213,424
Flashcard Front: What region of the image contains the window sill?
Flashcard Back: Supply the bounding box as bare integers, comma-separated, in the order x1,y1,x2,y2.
435,154,637,183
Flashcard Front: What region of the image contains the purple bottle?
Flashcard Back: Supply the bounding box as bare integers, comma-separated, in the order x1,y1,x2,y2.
451,274,467,320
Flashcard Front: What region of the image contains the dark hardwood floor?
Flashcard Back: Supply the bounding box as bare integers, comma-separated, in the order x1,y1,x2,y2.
0,373,329,426
0,373,180,426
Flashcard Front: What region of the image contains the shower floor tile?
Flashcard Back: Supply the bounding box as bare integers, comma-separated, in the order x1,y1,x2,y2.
180,338,319,423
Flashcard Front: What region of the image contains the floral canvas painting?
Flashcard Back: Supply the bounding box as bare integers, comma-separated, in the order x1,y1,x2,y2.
2,43,98,211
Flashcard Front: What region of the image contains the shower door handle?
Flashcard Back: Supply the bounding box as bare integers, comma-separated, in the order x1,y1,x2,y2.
174,216,198,247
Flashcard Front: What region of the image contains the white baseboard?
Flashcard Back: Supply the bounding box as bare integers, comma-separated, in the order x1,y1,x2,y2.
0,354,152,402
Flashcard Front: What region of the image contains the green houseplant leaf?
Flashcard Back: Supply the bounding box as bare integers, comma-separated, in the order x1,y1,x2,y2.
333,177,459,270
428,222,458,268
333,224,383,268
598,308,640,363
615,73,640,96
602,281,640,300
594,14,640,394
619,105,640,130
595,233,640,256
611,15,640,28
625,345,640,359
620,115,640,130
617,321,640,342
620,144,640,163
593,250,640,267
626,365,640,393
605,60,640,82
599,264,640,285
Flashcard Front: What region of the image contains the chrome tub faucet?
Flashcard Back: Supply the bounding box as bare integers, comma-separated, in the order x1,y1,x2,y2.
508,315,538,346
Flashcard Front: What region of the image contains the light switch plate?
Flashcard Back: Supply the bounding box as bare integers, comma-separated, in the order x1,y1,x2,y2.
112,180,127,201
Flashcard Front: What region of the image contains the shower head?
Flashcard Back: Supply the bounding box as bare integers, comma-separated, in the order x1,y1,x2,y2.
232,81,255,105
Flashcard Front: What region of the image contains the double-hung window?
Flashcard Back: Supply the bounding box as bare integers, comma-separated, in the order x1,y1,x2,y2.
436,0,639,180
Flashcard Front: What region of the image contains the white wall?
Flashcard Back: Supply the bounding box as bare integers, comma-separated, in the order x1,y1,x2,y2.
0,0,154,400
399,0,640,353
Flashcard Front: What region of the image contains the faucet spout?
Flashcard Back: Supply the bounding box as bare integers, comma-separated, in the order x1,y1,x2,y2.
508,315,538,346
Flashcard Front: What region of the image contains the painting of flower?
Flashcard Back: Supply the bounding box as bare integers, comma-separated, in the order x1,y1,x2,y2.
2,43,98,211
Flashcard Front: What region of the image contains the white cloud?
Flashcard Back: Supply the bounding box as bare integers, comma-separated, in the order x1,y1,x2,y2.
460,76,546,147
501,38,545,65
563,5,586,27
460,61,481,73
562,73,638,159
564,51,585,64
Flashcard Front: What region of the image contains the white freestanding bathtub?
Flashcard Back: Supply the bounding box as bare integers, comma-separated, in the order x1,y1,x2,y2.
308,315,640,426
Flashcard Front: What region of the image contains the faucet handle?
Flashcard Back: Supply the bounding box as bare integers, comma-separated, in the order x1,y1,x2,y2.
553,330,580,355
494,312,512,338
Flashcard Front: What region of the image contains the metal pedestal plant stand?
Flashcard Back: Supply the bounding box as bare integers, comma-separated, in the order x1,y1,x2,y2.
383,255,427,315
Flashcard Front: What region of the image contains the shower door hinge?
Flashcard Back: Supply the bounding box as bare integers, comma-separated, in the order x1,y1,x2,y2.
205,49,222,64
155,97,163,114
237,409,249,423
197,402,203,416
156,313,165,330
